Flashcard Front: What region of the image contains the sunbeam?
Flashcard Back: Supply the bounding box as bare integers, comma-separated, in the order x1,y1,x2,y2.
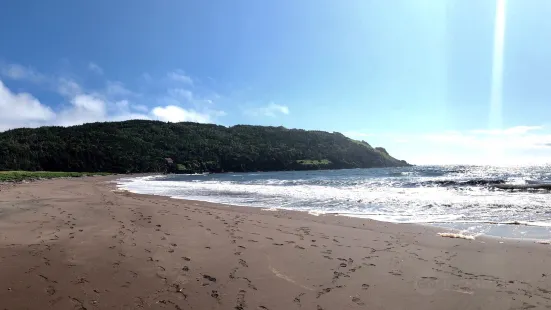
489,0,507,130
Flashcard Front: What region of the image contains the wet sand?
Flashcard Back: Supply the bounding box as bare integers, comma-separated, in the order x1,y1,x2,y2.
1,176,551,309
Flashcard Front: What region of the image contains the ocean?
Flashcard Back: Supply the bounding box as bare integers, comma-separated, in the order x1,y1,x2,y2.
117,165,551,240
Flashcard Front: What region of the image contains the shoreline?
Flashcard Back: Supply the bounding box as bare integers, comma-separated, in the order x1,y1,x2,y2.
122,194,548,244
115,174,551,242
1,176,551,309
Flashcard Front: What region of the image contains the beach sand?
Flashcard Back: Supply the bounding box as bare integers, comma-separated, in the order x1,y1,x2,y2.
1,176,550,309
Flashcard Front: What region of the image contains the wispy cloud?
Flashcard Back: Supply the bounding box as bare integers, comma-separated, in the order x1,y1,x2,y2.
244,102,290,117
167,69,193,85
160,88,224,122
167,88,193,103
105,81,139,98
88,62,104,75
57,78,82,97
0,63,45,83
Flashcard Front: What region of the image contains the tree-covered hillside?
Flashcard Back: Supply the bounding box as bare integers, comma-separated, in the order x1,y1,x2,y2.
0,120,409,173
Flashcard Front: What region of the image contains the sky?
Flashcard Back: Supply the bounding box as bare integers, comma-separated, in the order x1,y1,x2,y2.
1,0,551,165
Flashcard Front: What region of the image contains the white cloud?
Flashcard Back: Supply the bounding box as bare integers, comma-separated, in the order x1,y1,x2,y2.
88,62,104,75
0,80,55,131
244,102,290,117
151,105,212,123
0,79,148,129
167,70,193,85
0,64,226,130
56,94,107,126
0,64,45,83
72,95,106,115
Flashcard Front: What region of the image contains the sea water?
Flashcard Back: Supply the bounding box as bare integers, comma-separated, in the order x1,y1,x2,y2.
117,165,551,240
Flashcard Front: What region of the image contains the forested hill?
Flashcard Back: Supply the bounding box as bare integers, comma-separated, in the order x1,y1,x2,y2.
0,120,409,173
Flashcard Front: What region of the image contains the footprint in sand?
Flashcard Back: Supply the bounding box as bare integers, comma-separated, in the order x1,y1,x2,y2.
316,288,332,298
229,267,238,279
414,276,439,295
293,292,306,305
235,289,247,310
46,285,56,296
203,275,217,282
352,296,365,306
211,290,220,301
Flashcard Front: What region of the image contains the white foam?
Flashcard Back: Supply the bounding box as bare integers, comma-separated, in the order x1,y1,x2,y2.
308,210,325,216
437,232,475,240
112,189,130,194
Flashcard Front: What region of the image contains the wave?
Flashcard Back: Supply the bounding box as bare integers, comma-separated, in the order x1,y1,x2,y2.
420,179,507,187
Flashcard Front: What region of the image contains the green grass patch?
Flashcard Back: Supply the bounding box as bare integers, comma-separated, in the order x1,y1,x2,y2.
296,159,331,165
0,171,111,182
176,164,187,171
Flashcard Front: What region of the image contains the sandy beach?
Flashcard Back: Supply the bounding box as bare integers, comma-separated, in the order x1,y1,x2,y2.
1,176,550,309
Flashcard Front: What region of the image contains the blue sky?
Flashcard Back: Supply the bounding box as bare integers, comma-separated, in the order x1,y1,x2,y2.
1,0,551,165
